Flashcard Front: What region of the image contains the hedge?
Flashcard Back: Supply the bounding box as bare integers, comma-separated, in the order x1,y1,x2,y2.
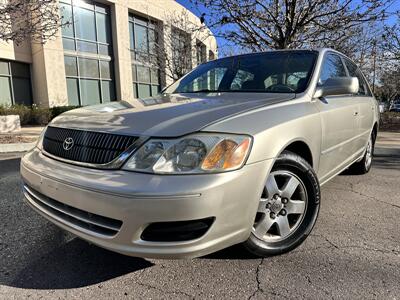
0,105,80,126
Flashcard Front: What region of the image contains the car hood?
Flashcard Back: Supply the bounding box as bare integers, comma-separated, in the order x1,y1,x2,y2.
50,93,295,137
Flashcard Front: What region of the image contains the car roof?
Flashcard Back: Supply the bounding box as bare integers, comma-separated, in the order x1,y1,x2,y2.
209,48,355,65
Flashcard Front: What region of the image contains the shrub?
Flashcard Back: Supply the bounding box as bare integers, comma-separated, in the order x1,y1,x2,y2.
380,111,400,131
380,111,400,122
0,104,81,125
31,106,52,125
50,105,80,119
0,104,32,125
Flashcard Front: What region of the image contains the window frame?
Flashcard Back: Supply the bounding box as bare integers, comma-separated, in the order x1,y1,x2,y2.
60,0,115,105
60,0,113,57
129,13,161,99
64,55,115,105
196,40,207,65
0,60,33,106
317,52,348,85
341,57,373,97
171,26,193,76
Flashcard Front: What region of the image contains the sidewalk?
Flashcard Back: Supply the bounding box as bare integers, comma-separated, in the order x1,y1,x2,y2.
0,126,44,153
376,131,400,149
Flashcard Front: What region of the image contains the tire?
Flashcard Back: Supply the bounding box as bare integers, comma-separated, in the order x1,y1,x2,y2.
244,151,320,257
348,131,375,175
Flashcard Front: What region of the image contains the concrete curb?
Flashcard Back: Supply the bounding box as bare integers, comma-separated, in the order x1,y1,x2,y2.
0,143,36,153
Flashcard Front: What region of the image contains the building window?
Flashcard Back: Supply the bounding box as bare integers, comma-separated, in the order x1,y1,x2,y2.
171,26,192,79
0,60,32,106
129,14,160,98
209,50,215,61
60,0,115,105
196,40,207,65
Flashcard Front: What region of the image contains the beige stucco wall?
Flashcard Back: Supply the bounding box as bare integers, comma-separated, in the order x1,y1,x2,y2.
31,36,69,107
0,40,32,63
0,0,218,107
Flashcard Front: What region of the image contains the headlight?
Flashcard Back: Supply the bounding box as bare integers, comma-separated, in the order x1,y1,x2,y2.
123,134,252,174
36,126,47,150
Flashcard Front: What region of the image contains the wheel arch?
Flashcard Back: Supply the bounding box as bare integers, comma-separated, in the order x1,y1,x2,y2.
278,139,314,168
372,122,378,143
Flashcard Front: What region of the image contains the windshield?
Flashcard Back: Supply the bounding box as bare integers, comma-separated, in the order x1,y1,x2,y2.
166,51,318,94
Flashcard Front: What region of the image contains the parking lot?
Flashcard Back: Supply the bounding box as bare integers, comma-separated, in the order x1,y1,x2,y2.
0,132,399,299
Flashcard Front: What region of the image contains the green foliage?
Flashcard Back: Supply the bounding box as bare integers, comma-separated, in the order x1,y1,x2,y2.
0,104,80,125
50,106,80,119
0,104,32,125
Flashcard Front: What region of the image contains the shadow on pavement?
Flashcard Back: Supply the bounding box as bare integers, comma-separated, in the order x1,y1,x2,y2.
339,146,400,176
201,244,257,260
0,157,21,176
372,147,400,170
6,238,153,290
0,156,153,290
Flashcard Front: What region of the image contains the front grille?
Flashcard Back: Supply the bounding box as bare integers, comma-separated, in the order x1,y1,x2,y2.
23,185,122,237
43,126,137,165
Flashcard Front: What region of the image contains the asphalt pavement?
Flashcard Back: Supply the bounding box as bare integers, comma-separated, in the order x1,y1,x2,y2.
0,133,399,299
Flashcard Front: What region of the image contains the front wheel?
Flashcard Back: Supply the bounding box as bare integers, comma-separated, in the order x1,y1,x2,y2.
244,151,320,257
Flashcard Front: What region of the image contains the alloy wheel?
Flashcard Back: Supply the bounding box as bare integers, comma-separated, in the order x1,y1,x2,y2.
252,171,308,242
365,137,373,169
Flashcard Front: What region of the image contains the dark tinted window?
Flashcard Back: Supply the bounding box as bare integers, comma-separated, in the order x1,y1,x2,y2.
168,51,318,94
319,53,347,84
0,60,32,106
344,59,371,96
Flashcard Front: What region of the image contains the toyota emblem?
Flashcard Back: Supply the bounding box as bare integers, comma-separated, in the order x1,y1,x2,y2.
63,137,74,151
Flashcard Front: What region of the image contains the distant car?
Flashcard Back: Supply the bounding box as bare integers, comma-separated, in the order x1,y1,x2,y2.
389,103,400,112
21,49,379,258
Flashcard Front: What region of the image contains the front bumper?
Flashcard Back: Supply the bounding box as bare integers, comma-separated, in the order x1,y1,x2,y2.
20,148,273,258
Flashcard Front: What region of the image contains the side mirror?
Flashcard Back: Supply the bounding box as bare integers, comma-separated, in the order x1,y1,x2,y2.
314,77,359,99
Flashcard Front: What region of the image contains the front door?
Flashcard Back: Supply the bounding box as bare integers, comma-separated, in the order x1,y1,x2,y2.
314,53,359,182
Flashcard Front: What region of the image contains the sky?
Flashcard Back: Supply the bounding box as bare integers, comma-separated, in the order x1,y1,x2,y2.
175,0,400,55
175,0,230,53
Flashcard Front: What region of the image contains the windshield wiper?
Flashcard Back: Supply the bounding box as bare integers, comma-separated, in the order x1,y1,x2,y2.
180,89,221,93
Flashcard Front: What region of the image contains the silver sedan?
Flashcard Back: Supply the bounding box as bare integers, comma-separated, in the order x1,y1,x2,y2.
21,49,379,258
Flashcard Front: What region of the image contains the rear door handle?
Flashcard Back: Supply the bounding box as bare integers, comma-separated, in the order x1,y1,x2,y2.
354,111,359,116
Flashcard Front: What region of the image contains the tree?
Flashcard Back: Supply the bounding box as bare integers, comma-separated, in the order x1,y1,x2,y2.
382,12,400,60
192,0,392,51
0,0,66,45
134,11,212,82
375,67,400,103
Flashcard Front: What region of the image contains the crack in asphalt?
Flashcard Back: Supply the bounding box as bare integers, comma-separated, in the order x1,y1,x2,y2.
247,259,289,299
247,258,264,300
310,234,400,256
324,186,400,210
312,234,339,249
127,265,196,299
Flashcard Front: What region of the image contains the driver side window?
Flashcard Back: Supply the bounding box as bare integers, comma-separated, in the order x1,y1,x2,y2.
319,53,347,84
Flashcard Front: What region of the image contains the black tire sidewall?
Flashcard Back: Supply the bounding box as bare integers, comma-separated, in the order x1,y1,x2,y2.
350,131,375,174
244,151,321,256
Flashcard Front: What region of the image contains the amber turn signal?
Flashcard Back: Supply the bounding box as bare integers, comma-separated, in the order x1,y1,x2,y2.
201,138,251,171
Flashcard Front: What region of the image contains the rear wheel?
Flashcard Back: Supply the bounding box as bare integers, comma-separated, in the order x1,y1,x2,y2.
348,132,375,174
244,151,320,257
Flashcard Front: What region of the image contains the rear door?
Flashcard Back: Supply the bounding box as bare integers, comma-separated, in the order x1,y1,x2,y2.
343,59,375,153
314,52,359,181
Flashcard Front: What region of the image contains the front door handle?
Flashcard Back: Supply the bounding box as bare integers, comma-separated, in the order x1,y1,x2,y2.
353,111,359,116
